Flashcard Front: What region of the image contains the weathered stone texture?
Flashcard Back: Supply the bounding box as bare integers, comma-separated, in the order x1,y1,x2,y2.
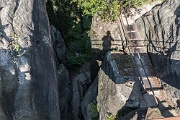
90,14,124,81
97,52,146,120
51,25,67,65
51,25,72,120
136,0,180,114
90,15,122,50
81,77,98,120
120,107,164,120
57,64,71,120
0,0,60,119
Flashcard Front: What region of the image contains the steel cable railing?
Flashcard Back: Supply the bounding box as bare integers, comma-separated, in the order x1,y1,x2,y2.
145,13,167,55
118,8,159,105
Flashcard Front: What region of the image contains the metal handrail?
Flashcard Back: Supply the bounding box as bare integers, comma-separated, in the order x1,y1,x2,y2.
120,9,159,105
145,14,167,55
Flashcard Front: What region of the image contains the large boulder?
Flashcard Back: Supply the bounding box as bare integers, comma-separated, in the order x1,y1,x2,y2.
97,52,146,120
0,0,60,119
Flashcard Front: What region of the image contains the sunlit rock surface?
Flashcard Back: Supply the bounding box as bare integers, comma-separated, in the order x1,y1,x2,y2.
136,0,180,114
97,52,146,120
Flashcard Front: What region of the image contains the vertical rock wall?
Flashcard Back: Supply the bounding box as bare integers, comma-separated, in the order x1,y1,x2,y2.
0,0,60,119
51,25,72,120
136,0,180,113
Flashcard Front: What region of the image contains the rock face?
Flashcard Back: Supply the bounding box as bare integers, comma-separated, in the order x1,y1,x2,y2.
71,64,91,120
90,15,123,81
81,77,98,120
51,26,67,65
88,13,148,120
90,14,123,51
0,0,61,119
51,25,72,120
97,52,146,120
56,64,71,120
120,107,164,120
136,0,180,113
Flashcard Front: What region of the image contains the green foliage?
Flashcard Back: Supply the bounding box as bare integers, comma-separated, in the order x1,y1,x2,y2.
67,52,90,68
101,0,121,21
46,0,150,68
10,33,20,52
122,0,150,8
87,102,99,118
46,0,91,69
106,113,116,120
72,0,105,15
72,0,121,21
72,0,150,21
